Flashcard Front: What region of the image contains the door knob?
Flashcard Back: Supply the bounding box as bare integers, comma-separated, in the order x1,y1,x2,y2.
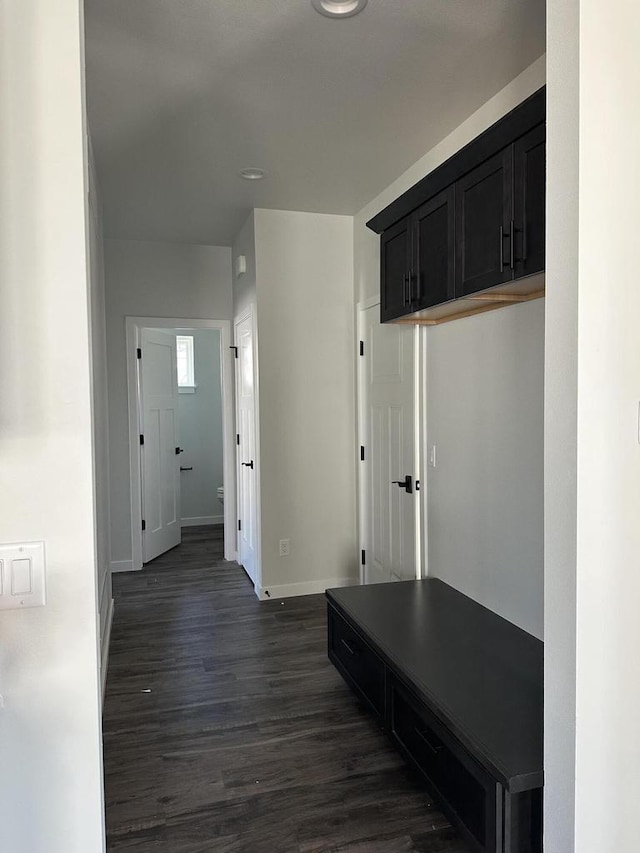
242,460,254,469
392,475,413,494
175,447,184,455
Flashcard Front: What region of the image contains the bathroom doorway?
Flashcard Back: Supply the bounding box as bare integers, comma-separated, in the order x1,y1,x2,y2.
126,317,236,568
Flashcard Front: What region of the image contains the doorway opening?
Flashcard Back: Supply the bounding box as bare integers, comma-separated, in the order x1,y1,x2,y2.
125,317,236,568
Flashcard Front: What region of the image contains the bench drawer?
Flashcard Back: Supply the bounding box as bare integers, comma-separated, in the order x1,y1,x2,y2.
328,605,385,718
389,676,498,852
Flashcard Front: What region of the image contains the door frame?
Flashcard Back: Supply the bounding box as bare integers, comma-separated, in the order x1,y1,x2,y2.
233,304,262,596
356,297,424,582
126,316,236,569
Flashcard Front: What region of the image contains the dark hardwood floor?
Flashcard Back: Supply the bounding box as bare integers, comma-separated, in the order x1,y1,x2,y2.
103,526,471,853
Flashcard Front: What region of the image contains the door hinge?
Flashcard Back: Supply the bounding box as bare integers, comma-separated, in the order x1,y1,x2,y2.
142,519,146,531
136,347,142,359
139,434,144,446
236,434,240,446
359,340,364,357
360,445,365,462
238,519,242,531
361,549,366,566
230,346,238,359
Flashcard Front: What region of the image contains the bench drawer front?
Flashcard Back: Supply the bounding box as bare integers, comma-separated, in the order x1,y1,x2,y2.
328,605,385,717
389,676,498,852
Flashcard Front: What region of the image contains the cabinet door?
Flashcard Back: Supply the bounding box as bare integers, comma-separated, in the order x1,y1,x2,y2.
455,148,513,297
514,124,545,279
412,187,455,310
380,216,412,322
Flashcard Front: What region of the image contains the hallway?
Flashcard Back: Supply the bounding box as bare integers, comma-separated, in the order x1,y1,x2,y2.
103,527,469,852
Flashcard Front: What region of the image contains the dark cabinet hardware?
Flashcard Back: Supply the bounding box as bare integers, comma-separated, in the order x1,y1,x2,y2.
341,639,356,656
229,346,238,358
392,475,413,493
510,219,515,270
179,466,193,472
242,460,254,469
499,225,505,272
175,447,184,455
415,727,444,755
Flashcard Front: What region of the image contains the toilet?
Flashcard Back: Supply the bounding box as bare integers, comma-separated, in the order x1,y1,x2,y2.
217,485,224,507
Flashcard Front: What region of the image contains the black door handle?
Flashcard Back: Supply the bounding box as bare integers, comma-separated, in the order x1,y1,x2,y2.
175,447,184,455
392,475,412,494
242,460,254,469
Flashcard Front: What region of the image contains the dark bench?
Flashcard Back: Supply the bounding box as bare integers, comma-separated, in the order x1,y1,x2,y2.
326,578,543,853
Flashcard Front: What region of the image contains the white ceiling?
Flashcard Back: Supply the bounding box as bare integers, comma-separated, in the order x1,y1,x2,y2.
85,0,545,246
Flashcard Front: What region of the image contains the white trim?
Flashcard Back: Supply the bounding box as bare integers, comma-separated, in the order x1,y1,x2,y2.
356,299,376,585
234,304,263,594
420,325,429,577
100,596,114,703
255,576,358,601
111,559,135,573
126,316,237,568
181,515,223,527
413,324,422,580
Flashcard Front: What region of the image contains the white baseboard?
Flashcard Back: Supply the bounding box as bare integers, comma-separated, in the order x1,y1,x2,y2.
255,576,359,601
181,515,223,527
101,597,114,704
111,559,135,573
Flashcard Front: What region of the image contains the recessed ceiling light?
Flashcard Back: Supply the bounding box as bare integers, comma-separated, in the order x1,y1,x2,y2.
239,167,265,181
311,0,368,19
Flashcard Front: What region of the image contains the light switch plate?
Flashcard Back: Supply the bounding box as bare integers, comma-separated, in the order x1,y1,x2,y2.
0,541,46,610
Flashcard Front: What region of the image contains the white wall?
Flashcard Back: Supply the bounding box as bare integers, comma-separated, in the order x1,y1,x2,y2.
104,239,232,567
253,209,358,596
232,211,257,320
427,300,544,638
178,329,224,525
354,57,546,636
87,135,114,688
0,1,105,851
547,2,640,850
544,1,579,847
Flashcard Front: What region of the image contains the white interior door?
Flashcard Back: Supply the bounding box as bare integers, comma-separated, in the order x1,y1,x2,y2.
235,313,257,584
140,328,181,563
361,304,416,583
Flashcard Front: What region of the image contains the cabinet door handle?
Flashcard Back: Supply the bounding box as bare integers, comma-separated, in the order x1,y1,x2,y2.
341,638,356,656
523,218,528,262
510,219,515,270
499,226,504,273
415,726,444,755
411,271,420,303
403,272,410,306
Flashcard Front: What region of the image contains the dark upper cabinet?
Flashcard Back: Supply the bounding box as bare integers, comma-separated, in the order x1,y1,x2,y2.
381,217,412,322
455,147,513,297
367,87,546,324
413,187,455,310
514,123,546,279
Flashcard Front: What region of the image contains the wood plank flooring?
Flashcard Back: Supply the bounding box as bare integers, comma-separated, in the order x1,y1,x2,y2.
103,526,471,853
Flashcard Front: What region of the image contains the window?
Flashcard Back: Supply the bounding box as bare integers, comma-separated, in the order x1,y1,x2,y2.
176,335,195,391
